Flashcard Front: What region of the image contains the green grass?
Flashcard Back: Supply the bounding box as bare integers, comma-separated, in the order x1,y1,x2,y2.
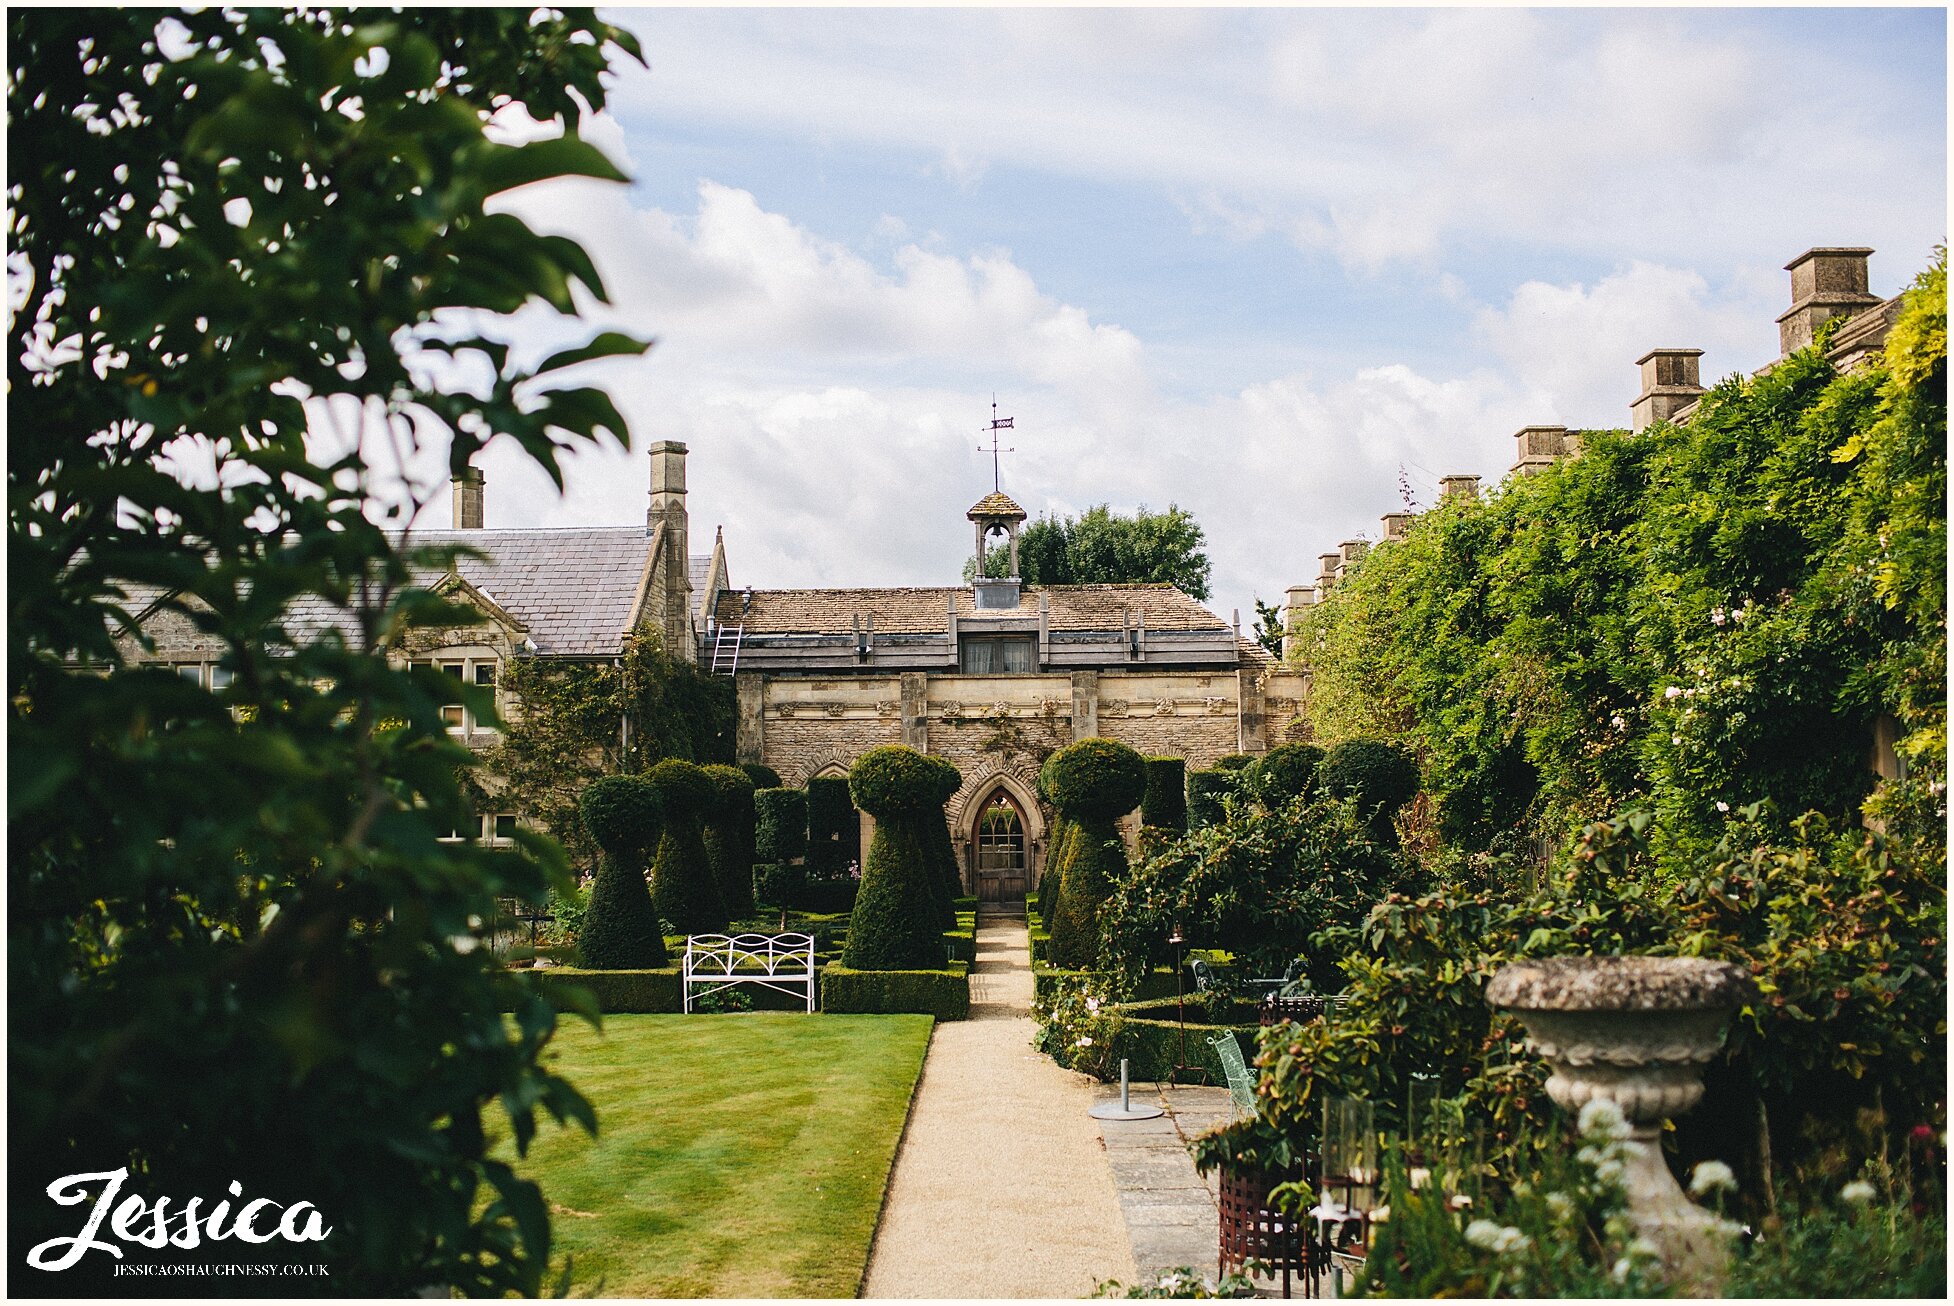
514,1012,932,1297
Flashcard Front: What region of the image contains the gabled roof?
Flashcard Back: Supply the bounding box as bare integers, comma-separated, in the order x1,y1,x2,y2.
711,583,1231,636
966,491,1028,522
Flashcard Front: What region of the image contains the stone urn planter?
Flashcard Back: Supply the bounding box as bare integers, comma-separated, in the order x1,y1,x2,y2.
1487,955,1754,1289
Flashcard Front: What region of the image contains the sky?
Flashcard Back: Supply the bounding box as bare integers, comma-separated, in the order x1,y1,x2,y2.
460,4,1947,626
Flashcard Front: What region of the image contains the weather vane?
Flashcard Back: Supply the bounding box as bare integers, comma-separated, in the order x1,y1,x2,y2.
979,395,1015,492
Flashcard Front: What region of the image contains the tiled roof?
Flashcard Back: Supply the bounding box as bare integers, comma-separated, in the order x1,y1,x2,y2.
966,492,1027,521
127,528,655,657
1236,636,1279,667
711,583,1231,636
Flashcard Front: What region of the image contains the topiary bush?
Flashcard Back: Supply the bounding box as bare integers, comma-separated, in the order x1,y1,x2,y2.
1043,738,1147,970
806,774,858,877
919,754,964,929
841,746,950,969
1185,768,1235,830
753,860,803,909
1252,742,1324,804
645,759,728,934
1319,739,1421,842
1214,753,1255,772
700,763,757,918
1141,756,1187,831
576,775,667,968
754,786,807,865
740,761,783,790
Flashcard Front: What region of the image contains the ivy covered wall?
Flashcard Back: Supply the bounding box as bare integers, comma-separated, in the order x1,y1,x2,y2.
1295,252,1946,857
481,630,735,868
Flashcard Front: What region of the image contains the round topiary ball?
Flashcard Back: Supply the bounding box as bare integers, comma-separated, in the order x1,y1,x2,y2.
1253,742,1325,803
848,745,944,816
1319,739,1420,819
579,775,662,858
1042,738,1148,821
700,762,757,813
1214,753,1255,772
926,753,963,806
645,758,713,815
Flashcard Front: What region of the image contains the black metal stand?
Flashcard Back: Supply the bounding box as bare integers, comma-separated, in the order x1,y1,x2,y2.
1167,927,1208,1086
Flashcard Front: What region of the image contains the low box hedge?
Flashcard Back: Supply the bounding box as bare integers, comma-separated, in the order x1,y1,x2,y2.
1112,1007,1260,1083
792,878,859,915
1031,963,1181,1007
821,961,970,1020
533,965,682,1014
942,911,977,963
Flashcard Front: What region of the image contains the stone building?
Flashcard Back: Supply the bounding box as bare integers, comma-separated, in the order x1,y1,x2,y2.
711,489,1307,902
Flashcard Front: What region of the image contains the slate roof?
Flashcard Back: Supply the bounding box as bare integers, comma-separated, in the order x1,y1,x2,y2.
125,528,657,658
711,583,1232,636
966,491,1027,521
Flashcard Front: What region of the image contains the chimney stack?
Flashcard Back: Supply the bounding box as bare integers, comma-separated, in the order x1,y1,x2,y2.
1630,350,1706,432
1778,248,1878,356
451,466,484,529
1510,424,1573,477
1282,585,1317,661
1317,551,1342,593
647,441,694,659
1438,474,1482,503
1380,511,1413,541
1338,539,1370,570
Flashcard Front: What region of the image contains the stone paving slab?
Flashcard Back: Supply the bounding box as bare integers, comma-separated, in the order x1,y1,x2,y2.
1093,1081,1238,1285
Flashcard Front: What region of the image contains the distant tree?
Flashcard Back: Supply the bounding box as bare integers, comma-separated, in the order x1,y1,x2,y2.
1252,597,1287,658
963,504,1212,599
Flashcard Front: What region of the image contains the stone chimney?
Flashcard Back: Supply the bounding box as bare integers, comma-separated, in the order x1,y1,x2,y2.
1439,474,1482,503
1777,248,1879,356
1381,511,1412,541
451,466,484,529
1317,551,1342,593
1630,349,1706,432
647,441,694,659
1282,584,1317,661
1510,425,1572,477
1339,539,1370,570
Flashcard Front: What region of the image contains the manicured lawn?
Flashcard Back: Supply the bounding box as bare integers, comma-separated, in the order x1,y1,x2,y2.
512,1012,933,1298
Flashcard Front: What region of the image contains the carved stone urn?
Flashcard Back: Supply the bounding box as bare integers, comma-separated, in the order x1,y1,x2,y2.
1487,955,1754,1288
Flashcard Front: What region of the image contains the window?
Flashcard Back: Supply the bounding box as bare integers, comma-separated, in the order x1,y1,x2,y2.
959,635,1036,675
412,656,498,734
491,813,517,843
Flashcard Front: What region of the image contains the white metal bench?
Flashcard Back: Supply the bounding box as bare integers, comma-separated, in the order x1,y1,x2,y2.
682,933,817,1013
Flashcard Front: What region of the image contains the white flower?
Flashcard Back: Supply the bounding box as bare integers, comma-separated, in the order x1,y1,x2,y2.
1084,996,1100,1014
1711,608,1726,626
1463,1219,1503,1250
1715,801,1730,813
1465,1221,1530,1256
1840,1179,1877,1205
1578,1098,1627,1138
1075,1036,1093,1049
1689,1160,1738,1196
1545,1191,1576,1221
1664,685,1683,699
1594,1157,1627,1185
1610,714,1627,731
1733,607,1748,622
1611,1258,1633,1283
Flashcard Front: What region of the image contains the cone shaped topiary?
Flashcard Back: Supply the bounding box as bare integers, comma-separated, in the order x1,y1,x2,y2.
919,754,964,928
700,763,757,919
1251,742,1324,805
646,759,727,934
576,775,666,968
1141,756,1187,832
1042,738,1147,970
841,746,949,969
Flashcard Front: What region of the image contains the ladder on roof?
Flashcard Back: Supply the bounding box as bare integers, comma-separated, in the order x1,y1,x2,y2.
711,624,744,676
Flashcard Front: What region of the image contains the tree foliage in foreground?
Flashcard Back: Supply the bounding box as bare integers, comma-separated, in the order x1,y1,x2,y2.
9,8,644,1293
966,502,1213,599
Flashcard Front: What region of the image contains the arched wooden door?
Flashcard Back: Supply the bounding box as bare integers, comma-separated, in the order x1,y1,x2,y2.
972,789,1029,903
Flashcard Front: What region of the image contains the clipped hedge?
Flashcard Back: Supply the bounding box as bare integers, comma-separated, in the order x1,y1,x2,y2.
533,965,681,1013
754,786,808,864
792,878,858,915
1042,738,1148,820
700,763,757,918
821,961,970,1020
1319,739,1420,841
1185,768,1234,830
1044,738,1147,971
921,754,965,928
576,775,666,969
1109,1001,1260,1082
754,860,804,909
843,747,949,969
1141,756,1187,831
740,762,783,790
1214,753,1255,772
1252,742,1324,804
1031,963,1178,1007
806,775,858,875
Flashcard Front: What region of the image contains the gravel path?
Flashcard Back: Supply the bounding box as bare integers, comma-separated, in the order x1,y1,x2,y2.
861,911,1137,1299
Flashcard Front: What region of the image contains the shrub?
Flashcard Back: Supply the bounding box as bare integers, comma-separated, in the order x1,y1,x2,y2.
1043,738,1149,820
1044,736,1148,971
754,786,808,865
1214,753,1255,772
1250,742,1323,803
1141,756,1187,831
842,747,950,969
645,759,727,934
700,764,757,918
1185,769,1234,830
576,776,667,969
820,962,970,1020
740,762,783,790
753,861,804,909
533,966,682,1014
1319,738,1420,841
806,775,858,876
792,878,859,915
918,754,964,928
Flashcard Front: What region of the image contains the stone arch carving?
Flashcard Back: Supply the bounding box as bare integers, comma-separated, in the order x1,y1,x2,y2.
793,748,856,787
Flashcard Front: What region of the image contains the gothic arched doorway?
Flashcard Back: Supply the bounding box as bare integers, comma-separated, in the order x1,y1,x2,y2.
972,789,1029,903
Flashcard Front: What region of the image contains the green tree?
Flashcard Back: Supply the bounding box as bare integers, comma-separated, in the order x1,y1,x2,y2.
964,504,1212,599
8,8,642,1292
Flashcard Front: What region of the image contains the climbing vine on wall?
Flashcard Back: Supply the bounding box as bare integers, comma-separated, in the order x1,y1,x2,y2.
1295,251,1947,857
481,630,735,868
